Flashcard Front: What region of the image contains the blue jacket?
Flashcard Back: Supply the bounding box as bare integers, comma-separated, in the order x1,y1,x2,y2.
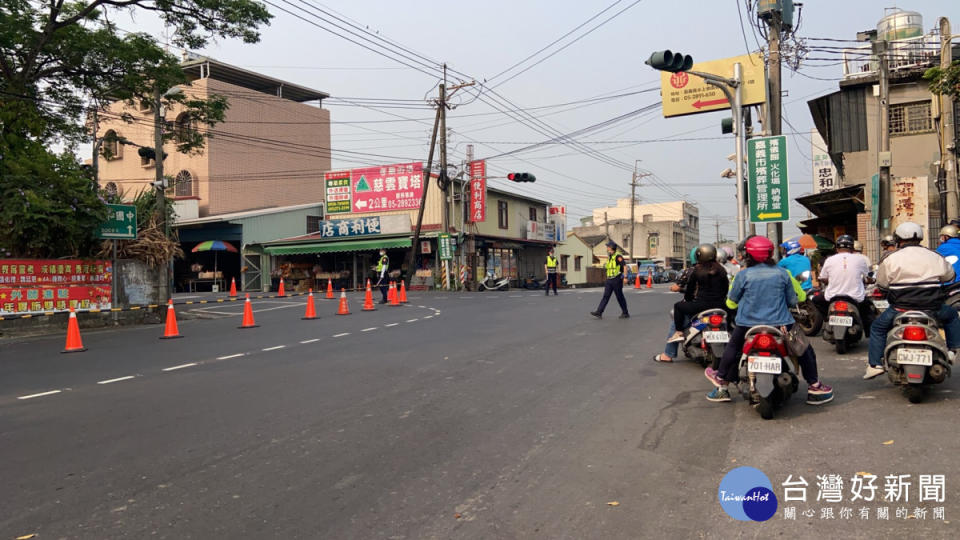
727,263,797,327
778,253,813,290
935,237,960,286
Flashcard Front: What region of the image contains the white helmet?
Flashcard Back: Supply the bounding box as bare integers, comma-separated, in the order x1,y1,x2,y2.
894,222,924,242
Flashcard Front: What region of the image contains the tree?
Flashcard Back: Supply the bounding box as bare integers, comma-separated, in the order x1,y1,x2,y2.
924,60,960,100
0,0,271,257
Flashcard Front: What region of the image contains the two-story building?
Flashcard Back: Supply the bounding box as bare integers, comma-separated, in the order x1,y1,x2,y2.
576,200,700,268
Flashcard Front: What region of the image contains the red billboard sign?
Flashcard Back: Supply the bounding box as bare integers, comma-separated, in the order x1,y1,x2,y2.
0,259,112,315
468,160,486,223
350,162,423,213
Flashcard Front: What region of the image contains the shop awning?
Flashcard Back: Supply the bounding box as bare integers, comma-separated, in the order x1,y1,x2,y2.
263,237,411,255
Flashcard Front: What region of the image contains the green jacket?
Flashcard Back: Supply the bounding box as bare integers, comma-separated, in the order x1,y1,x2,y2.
725,267,806,310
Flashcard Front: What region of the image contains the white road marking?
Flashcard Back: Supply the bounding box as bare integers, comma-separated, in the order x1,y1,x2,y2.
18,390,61,400
162,363,197,372
508,295,522,298
385,323,399,327
97,375,135,385
458,296,470,299
333,332,350,338
423,315,434,319
217,353,245,360
406,318,419,323
362,327,378,332
418,305,426,308
300,338,320,344
262,345,286,351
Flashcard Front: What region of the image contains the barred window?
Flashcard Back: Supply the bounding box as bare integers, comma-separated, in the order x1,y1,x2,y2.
889,101,932,135
174,170,193,197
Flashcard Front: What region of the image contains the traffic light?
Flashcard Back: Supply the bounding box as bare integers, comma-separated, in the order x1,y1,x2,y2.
721,117,733,134
645,50,693,73
507,172,536,183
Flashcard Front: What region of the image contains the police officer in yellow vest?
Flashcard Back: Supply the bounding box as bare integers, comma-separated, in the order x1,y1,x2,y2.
376,249,389,303
591,241,629,319
544,247,559,296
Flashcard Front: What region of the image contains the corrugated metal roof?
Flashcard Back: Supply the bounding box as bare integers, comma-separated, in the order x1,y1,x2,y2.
174,203,323,226
182,56,329,102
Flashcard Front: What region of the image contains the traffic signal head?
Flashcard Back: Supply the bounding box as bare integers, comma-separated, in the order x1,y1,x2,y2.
507,172,536,183
645,50,693,73
721,117,733,134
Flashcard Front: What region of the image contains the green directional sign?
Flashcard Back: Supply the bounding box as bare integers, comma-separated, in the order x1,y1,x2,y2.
438,233,453,261
747,135,790,223
97,203,137,239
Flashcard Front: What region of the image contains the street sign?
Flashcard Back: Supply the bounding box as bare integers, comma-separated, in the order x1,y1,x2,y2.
747,135,790,223
324,171,352,214
811,129,837,193
97,204,137,239
438,233,452,261
468,160,486,222
659,52,766,118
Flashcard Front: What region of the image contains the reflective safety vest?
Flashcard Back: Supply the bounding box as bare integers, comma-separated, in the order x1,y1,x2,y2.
546,255,558,273
376,255,388,272
606,254,622,279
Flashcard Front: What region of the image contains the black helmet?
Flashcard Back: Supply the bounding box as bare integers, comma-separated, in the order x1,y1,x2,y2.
605,240,618,249
695,243,718,263
835,234,855,250
736,234,757,259
880,234,896,248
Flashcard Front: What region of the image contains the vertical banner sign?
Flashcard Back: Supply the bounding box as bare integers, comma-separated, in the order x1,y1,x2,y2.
351,162,424,213
324,170,352,214
747,135,790,223
811,129,837,193
0,259,112,316
438,233,453,261
468,160,486,222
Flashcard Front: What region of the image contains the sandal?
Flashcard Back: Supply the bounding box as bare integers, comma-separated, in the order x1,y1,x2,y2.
653,354,674,363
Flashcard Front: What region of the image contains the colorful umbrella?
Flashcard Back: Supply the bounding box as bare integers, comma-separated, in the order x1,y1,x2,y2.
788,234,834,251
190,240,237,279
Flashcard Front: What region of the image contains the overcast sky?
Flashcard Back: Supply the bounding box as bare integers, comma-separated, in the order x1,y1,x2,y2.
112,0,959,241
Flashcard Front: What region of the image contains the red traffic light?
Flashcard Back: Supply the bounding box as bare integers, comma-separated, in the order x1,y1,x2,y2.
507,172,536,183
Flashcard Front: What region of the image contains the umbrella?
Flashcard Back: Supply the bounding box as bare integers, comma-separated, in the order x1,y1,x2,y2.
788,234,834,251
191,240,238,278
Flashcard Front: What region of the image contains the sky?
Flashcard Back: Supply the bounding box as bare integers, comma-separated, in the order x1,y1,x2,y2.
106,0,959,242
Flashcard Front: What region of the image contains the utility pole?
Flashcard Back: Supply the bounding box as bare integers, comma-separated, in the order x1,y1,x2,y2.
153,85,168,303
874,39,892,236
766,9,784,251
940,17,958,221
714,217,721,243
439,69,450,290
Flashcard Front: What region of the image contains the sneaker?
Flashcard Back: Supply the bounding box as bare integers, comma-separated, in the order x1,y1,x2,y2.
619,313,630,319
590,311,602,319
806,382,834,405
706,387,732,402
863,365,886,380
667,331,685,343
704,367,725,387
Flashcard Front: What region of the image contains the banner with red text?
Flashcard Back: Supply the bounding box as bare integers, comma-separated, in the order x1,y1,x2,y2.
0,259,112,315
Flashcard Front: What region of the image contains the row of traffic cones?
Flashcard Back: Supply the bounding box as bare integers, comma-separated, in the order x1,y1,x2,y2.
632,272,654,289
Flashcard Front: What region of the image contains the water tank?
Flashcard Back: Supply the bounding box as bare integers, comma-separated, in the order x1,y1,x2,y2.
877,9,923,41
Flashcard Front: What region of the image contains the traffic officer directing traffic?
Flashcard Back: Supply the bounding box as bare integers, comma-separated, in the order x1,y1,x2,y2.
591,241,629,319
376,249,390,303
544,247,559,296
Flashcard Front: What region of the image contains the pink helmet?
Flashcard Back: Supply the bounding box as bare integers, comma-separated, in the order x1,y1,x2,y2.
745,236,774,262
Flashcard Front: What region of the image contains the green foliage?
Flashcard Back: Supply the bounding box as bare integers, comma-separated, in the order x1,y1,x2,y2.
924,60,960,100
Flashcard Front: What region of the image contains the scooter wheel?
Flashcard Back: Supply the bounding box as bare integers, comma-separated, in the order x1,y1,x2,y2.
836,340,848,355
904,385,925,404
756,396,775,420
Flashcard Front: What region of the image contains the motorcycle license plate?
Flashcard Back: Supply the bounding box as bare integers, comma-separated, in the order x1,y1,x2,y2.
897,348,933,366
829,316,853,327
747,356,782,374
874,300,889,310
704,331,729,343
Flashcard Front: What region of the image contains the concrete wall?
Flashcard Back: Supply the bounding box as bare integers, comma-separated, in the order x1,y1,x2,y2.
115,259,162,306
237,206,324,245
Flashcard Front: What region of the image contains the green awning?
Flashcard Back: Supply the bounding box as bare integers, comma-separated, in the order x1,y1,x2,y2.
264,237,411,255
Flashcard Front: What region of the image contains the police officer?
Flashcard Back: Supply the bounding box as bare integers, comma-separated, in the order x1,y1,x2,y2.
591,241,629,319
376,249,389,303
544,247,559,296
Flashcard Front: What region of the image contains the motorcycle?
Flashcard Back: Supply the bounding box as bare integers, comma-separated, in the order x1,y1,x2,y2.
736,325,799,420
522,273,547,290
823,297,870,354
883,310,952,403
788,271,823,336
680,308,731,368
478,271,510,291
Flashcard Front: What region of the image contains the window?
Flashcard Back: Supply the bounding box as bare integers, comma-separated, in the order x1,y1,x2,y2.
104,182,118,198
889,101,932,136
307,215,321,233
140,149,154,168
560,255,569,272
574,256,582,272
138,100,152,113
529,207,538,221
101,130,122,160
673,232,683,255
498,200,508,229
174,170,193,197
174,112,195,144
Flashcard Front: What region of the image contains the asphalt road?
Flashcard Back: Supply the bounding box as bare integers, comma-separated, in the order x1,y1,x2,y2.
1,286,958,539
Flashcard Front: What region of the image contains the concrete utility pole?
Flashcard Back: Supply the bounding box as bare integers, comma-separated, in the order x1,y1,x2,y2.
940,17,958,221
766,10,784,251
153,86,168,303
874,39,892,235
629,162,650,261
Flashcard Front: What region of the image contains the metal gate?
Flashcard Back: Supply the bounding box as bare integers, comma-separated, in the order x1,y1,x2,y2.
242,252,263,292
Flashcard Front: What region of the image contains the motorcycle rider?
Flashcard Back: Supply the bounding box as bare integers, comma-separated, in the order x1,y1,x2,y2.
880,234,897,257
813,234,875,334
778,240,813,291
654,249,699,362
667,244,729,343
866,222,960,379
935,224,960,309
705,236,833,404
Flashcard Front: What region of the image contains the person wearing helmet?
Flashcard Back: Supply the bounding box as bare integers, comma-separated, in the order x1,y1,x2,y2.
704,235,833,404
814,234,875,333
935,224,960,291
654,248,703,362
866,222,960,379
590,241,629,319
879,234,898,259
665,244,729,344
778,240,813,291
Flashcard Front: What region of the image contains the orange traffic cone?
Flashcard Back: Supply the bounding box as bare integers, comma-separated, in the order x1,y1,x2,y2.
239,294,258,329
362,281,376,311
389,281,400,306
646,270,653,289
398,280,408,303
634,273,642,289
229,277,237,297
62,307,86,353
302,289,319,320
160,299,183,339
336,288,351,315
277,278,286,297
326,278,335,299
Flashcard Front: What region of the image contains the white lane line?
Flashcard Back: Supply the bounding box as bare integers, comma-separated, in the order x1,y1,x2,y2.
458,296,470,299
217,353,245,360
97,375,135,385
508,295,522,297
406,318,419,323
18,390,61,400
362,327,378,332
162,363,197,372
300,338,320,344
418,305,426,308
333,332,350,338
423,315,434,319
385,323,399,327
262,345,286,351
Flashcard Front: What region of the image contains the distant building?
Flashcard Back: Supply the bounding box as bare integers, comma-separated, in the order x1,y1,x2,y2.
576,200,699,268
555,233,595,286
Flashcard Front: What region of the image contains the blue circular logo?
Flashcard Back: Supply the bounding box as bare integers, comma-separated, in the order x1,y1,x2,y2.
718,467,778,521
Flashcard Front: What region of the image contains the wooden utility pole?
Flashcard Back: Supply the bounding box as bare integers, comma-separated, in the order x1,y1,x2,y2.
940,17,958,221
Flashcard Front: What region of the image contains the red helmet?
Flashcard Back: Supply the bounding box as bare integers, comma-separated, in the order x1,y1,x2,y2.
745,236,774,262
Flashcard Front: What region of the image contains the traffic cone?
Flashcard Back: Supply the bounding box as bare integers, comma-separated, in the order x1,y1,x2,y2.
302,289,319,320
646,271,653,289
239,294,258,328
229,277,237,297
389,281,400,306
398,280,408,303
277,278,286,297
362,281,376,311
326,278,335,299
336,288,350,315
160,299,183,339
634,273,642,289
62,307,86,353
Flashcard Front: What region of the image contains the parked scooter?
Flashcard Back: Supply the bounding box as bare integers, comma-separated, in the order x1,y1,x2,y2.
735,325,799,420
522,274,546,290
478,271,510,291
883,311,952,403
680,308,731,368
822,297,867,354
